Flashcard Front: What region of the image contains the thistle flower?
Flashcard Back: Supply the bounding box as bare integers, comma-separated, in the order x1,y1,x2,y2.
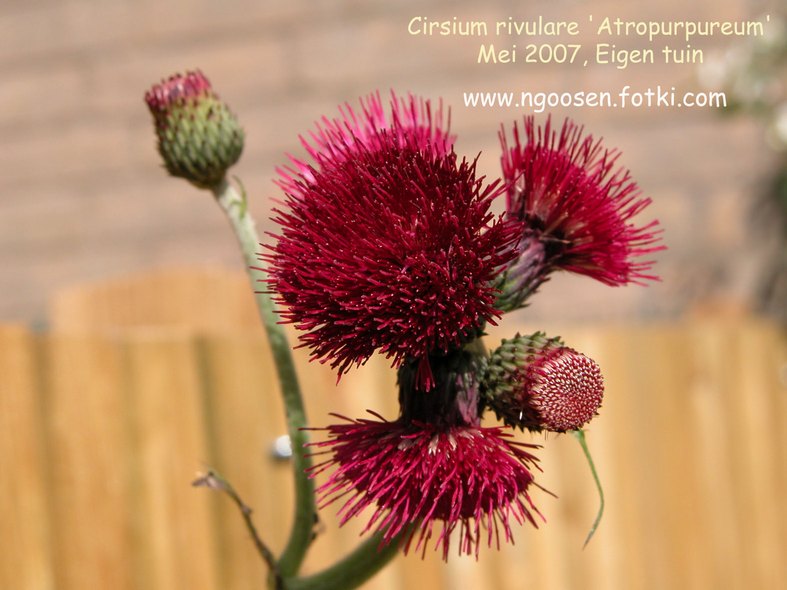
145,70,244,188
277,92,454,195
496,116,663,309
310,414,541,559
267,120,520,390
482,332,604,433
308,347,543,559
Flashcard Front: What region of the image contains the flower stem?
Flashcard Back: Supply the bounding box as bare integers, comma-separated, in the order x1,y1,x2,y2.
192,470,279,576
281,532,403,590
571,428,604,547
212,177,316,577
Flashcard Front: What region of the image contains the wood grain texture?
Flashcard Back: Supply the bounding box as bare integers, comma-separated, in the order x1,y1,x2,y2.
2,271,786,589
0,326,54,590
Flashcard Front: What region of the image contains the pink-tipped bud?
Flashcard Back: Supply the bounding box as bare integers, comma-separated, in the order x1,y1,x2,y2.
144,70,244,189
482,332,604,432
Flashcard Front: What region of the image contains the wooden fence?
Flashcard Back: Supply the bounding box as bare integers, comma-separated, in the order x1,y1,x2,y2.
2,269,786,590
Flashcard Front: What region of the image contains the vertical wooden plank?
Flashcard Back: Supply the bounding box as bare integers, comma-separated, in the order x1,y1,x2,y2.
0,325,54,590
689,322,746,590
470,533,515,590
495,521,544,590
124,330,219,590
43,332,135,590
523,436,574,590
772,322,787,578
627,326,674,590
445,553,495,590
583,326,648,590
394,552,448,590
645,325,712,590
728,321,787,588
622,323,730,590
198,333,291,590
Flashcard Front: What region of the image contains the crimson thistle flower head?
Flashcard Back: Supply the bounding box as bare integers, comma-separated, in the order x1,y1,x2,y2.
496,116,664,310
144,70,244,189
309,346,541,559
482,332,604,433
267,107,521,390
310,415,541,560
277,91,455,196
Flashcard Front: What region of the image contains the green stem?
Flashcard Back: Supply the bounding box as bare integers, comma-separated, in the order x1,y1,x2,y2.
571,429,605,547
212,178,316,577
282,532,403,590
213,177,404,587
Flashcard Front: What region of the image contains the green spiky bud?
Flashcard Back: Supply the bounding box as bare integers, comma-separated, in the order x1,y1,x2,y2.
145,70,244,189
482,332,604,432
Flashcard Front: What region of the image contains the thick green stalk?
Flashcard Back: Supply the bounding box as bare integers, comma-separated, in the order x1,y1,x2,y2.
212,178,316,576
282,532,403,590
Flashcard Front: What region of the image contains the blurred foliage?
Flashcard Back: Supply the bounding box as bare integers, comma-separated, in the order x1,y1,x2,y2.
700,14,787,145
700,13,787,317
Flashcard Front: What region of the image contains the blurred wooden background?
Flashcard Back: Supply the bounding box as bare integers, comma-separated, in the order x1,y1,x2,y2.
2,269,786,590
2,0,785,324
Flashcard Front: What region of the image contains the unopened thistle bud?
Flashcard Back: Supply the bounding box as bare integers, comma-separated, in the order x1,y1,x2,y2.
482,332,604,432
145,70,244,189
494,231,549,312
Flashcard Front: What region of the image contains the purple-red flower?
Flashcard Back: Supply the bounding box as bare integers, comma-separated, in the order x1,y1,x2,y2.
277,92,454,196
264,97,661,559
267,109,520,390
308,412,542,559
500,116,663,289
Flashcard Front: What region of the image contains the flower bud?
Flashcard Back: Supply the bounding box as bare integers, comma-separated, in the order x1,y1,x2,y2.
145,70,244,189
482,332,604,432
493,231,549,312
